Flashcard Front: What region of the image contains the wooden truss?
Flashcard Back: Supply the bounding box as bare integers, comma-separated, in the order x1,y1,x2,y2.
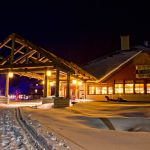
0,33,96,81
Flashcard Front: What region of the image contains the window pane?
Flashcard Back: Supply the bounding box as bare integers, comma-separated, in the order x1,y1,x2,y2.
115,84,123,94
108,87,113,94
135,84,144,94
147,84,150,93
96,87,101,94
89,86,95,94
125,84,133,93
102,87,107,94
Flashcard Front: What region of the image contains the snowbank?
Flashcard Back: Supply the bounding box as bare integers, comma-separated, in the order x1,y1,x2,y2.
37,103,54,109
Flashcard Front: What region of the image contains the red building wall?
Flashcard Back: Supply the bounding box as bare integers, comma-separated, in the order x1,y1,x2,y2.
105,52,150,83
86,52,150,101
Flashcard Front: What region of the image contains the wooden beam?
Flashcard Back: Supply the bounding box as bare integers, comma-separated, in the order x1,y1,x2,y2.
0,62,54,69
0,45,25,65
0,37,11,49
5,73,9,97
16,72,44,80
13,50,36,63
84,81,87,99
43,68,50,97
66,72,70,99
12,35,74,73
26,47,29,64
11,35,15,65
55,68,60,97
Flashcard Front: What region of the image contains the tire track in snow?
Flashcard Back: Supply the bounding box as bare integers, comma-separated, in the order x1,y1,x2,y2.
99,118,115,130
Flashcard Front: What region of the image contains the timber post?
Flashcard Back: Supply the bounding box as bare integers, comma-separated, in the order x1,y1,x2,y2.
43,68,50,97
5,73,9,98
55,68,60,97
84,81,87,99
66,72,70,99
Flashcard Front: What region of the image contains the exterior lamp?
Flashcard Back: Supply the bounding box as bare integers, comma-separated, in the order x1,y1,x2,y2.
46,70,51,76
72,79,77,84
78,81,82,86
50,81,54,86
35,89,38,93
8,72,13,78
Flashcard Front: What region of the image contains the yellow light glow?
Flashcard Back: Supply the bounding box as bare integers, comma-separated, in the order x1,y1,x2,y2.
42,81,45,84
50,81,54,86
118,88,123,93
78,81,82,86
72,80,76,84
8,72,13,78
46,70,51,76
108,87,113,94
102,87,107,94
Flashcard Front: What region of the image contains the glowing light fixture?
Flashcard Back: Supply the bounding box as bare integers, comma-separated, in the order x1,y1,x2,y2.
46,70,51,76
78,81,82,86
42,81,45,84
50,81,54,86
72,79,76,84
35,89,38,93
8,72,13,78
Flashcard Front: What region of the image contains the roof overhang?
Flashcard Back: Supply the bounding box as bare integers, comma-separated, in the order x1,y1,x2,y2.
98,50,143,82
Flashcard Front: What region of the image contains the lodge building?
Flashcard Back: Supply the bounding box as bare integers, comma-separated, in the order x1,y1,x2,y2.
83,36,150,101
84,47,150,101
1,34,150,102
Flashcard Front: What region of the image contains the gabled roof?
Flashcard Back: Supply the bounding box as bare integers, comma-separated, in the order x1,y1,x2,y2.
83,48,143,81
0,33,96,81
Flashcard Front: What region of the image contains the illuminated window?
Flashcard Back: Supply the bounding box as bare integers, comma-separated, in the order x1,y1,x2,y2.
125,84,133,93
96,87,101,94
115,84,123,94
147,84,150,93
135,84,144,94
102,86,107,94
89,86,95,94
108,87,113,94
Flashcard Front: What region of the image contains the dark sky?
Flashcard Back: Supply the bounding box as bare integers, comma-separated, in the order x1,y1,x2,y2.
0,1,150,64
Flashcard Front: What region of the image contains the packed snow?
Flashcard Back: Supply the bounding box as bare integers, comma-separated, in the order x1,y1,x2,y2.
21,101,150,150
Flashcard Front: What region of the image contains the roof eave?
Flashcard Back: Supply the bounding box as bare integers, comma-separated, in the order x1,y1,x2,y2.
98,50,143,83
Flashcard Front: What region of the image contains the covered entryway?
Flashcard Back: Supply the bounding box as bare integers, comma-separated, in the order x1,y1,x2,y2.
0,33,96,103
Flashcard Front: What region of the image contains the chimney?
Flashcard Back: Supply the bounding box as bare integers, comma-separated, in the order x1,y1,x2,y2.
120,35,130,50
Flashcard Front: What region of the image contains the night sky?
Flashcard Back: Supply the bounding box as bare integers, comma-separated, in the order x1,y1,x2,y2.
1,1,150,64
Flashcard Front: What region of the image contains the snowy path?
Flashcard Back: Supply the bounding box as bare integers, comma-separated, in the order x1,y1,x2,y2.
0,108,71,150
0,108,29,150
21,107,150,150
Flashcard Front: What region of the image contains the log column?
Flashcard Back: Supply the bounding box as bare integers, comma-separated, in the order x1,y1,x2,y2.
84,81,87,99
43,69,50,97
66,72,70,99
55,68,60,97
75,81,79,99
5,73,9,97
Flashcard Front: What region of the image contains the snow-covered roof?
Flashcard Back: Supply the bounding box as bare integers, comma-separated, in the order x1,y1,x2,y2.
83,49,143,81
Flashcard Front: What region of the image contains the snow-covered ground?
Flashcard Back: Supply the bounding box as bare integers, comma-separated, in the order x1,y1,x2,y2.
0,101,42,108
20,101,150,150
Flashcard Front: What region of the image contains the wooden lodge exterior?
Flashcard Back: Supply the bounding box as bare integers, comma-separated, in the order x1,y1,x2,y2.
1,34,150,102
84,49,150,101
